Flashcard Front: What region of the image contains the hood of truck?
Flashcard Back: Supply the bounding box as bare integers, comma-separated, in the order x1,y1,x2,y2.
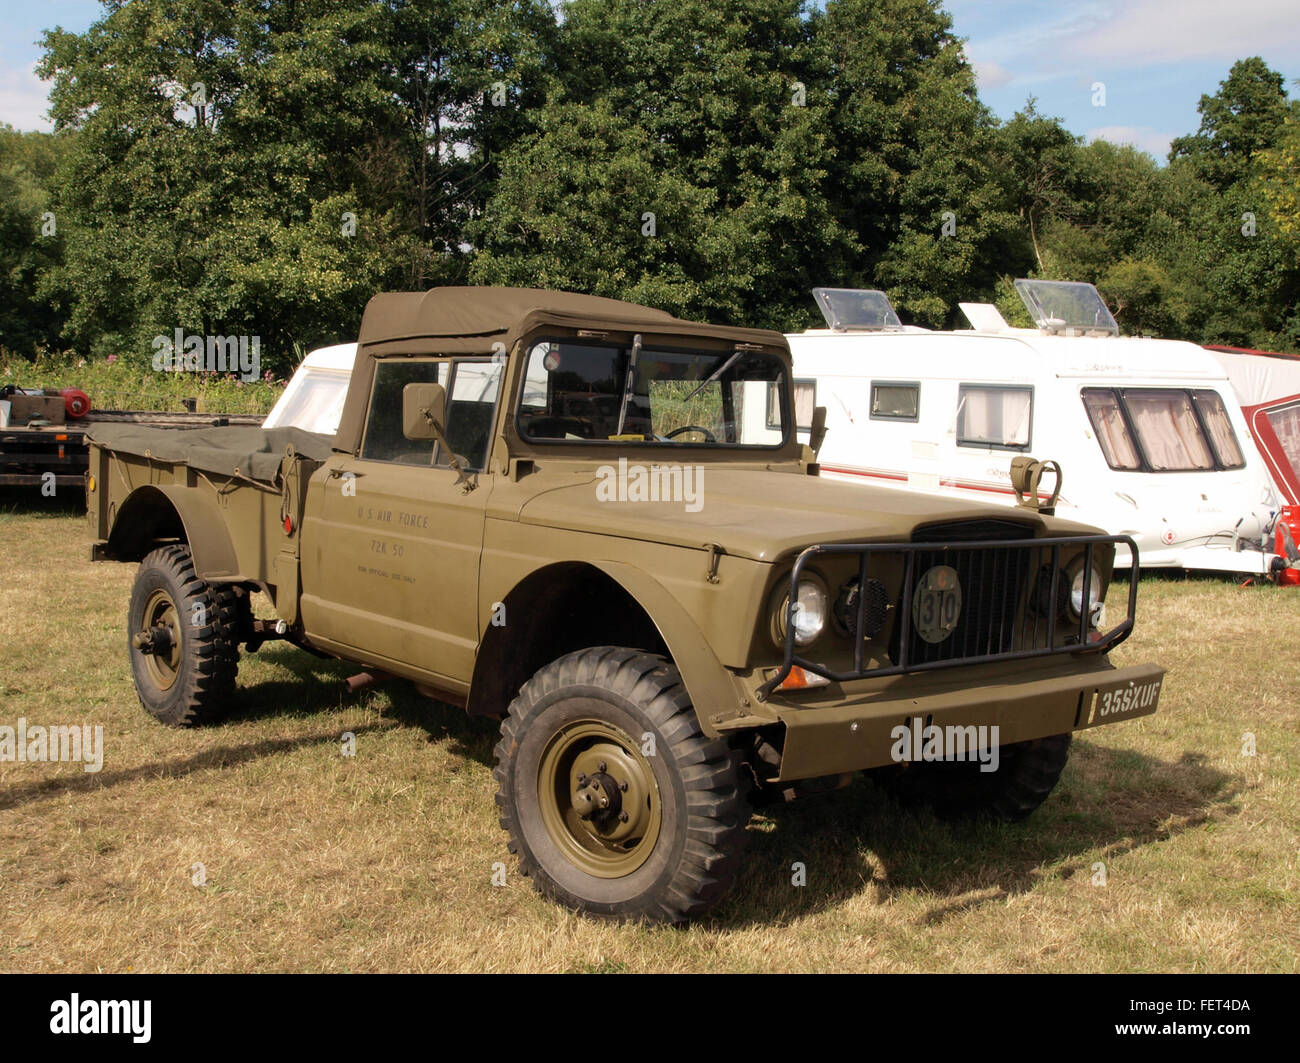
515,467,1082,563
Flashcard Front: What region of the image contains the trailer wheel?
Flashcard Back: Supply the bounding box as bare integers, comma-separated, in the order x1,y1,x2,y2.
870,733,1072,823
493,647,751,923
127,544,241,726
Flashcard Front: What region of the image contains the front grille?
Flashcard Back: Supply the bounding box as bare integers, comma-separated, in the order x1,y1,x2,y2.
900,521,1035,666
756,531,1140,701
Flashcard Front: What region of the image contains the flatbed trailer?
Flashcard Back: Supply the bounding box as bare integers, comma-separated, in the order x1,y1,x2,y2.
0,408,265,488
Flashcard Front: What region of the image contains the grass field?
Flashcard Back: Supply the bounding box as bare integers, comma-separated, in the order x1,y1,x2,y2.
1,492,1296,973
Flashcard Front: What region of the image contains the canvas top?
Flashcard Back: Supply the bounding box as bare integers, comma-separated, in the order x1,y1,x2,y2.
354,287,787,355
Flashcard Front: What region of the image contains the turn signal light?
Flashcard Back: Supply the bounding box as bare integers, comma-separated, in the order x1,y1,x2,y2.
769,666,831,692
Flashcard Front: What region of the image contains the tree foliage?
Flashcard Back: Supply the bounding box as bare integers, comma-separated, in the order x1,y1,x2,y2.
4,4,1297,364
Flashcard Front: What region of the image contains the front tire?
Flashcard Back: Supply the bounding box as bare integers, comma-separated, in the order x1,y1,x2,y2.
494,647,751,923
871,733,1072,823
127,544,241,727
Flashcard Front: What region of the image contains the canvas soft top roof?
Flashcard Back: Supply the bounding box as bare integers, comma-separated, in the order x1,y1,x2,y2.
354,286,787,354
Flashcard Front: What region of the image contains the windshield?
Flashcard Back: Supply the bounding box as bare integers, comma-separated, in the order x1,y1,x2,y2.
516,340,790,447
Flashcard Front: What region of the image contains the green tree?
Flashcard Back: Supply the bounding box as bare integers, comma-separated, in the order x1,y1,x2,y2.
0,125,68,354
819,0,1021,326
1170,57,1290,190
474,0,858,331
37,0,555,369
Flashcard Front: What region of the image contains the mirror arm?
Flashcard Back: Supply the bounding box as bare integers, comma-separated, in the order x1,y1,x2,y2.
422,408,477,492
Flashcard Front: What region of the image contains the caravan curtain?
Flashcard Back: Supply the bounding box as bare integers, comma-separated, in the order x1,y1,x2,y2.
1082,389,1141,470
956,386,1032,447
1124,390,1214,470
1192,392,1245,468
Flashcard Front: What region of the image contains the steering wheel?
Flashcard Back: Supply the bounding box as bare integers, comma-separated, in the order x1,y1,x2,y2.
665,424,717,442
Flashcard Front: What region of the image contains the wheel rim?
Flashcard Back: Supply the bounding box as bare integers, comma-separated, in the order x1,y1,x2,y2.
138,589,183,691
536,717,662,879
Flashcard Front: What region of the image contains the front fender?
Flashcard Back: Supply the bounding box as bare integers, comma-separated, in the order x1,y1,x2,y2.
589,560,745,738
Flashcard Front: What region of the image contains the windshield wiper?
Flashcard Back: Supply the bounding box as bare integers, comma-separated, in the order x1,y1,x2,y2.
681,350,742,404
615,333,642,436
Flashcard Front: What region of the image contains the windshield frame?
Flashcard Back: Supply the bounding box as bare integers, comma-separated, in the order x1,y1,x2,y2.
512,334,794,452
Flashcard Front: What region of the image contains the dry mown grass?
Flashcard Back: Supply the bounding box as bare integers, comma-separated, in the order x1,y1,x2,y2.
1,494,1296,972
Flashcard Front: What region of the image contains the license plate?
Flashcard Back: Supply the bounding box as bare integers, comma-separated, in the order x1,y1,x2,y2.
1079,668,1164,728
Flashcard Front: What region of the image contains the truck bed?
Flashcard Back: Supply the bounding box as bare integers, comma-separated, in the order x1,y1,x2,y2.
86,423,335,486
0,409,267,487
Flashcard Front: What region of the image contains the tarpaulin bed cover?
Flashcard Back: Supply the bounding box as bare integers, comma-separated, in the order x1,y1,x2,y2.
86,424,334,486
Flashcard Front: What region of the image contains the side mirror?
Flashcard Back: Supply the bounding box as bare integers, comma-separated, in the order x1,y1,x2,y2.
808,405,828,457
402,382,446,441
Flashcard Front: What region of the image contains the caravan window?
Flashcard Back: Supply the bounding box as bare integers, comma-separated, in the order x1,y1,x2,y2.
870,381,919,421
956,384,1032,449
1123,390,1214,470
1192,392,1245,468
770,379,816,430
1080,387,1247,472
1265,402,1300,471
1082,389,1142,470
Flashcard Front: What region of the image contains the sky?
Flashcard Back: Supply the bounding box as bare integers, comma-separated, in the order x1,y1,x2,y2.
2,0,1299,163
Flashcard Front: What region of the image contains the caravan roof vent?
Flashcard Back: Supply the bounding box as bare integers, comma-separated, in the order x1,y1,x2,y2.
959,302,1010,332
1014,279,1119,337
812,288,903,332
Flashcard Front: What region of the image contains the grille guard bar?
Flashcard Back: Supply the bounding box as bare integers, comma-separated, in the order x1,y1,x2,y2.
756,534,1140,701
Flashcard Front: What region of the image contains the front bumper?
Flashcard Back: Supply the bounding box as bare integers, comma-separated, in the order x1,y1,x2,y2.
727,658,1165,783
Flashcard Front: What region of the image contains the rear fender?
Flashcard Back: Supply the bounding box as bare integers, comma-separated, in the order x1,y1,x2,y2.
108,485,240,579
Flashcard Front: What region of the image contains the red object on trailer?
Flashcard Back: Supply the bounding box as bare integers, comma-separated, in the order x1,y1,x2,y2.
60,388,91,420
1274,505,1300,585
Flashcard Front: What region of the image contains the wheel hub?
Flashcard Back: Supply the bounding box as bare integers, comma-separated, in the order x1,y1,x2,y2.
537,717,663,877
137,590,183,691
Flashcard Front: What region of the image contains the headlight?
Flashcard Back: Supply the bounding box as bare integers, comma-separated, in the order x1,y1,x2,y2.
1069,564,1104,620
769,574,829,648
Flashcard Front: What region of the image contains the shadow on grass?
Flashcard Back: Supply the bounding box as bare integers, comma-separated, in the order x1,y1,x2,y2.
708,742,1241,929
0,723,389,812
226,643,498,767
0,646,494,812
0,487,85,517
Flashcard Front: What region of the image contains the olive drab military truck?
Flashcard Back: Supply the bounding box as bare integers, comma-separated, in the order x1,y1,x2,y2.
86,288,1166,923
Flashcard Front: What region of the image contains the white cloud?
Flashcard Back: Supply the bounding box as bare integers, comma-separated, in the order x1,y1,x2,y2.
971,59,1015,91
1071,0,1300,66
1087,125,1174,158
0,62,53,132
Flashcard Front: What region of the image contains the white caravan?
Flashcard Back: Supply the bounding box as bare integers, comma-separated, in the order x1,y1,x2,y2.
786,281,1280,573
263,342,358,435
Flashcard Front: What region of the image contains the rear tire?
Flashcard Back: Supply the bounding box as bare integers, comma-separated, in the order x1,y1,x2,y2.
871,733,1072,823
494,647,751,923
127,544,241,727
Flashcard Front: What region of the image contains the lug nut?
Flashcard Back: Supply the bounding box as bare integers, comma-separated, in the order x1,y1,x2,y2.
597,761,607,773
576,773,587,785
618,812,629,823
619,780,629,792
